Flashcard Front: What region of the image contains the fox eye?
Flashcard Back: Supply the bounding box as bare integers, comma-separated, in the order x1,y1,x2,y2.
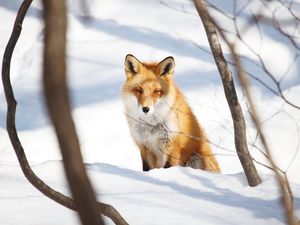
135,87,143,94
153,89,161,95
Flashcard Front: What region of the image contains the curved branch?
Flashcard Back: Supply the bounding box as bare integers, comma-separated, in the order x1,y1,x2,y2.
1,1,128,225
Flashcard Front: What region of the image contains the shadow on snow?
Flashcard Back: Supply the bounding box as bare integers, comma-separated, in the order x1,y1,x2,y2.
88,162,299,222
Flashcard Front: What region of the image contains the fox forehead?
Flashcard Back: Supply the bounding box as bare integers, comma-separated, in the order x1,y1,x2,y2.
126,76,169,93
139,79,161,89
134,63,159,79
140,62,161,75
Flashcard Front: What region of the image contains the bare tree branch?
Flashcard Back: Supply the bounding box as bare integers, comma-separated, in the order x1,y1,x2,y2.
231,15,300,110
227,31,298,225
165,0,300,110
210,0,300,111
1,1,129,225
197,0,299,224
193,0,262,187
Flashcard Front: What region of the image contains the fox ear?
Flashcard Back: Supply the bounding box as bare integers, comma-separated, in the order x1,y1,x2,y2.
125,54,141,77
157,56,175,78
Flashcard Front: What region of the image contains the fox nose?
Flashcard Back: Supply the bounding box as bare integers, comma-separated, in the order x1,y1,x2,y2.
142,107,150,113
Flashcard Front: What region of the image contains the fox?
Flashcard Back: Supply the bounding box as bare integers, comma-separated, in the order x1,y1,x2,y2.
121,54,220,173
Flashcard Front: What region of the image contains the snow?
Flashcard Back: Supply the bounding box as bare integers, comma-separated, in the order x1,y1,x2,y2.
0,0,300,224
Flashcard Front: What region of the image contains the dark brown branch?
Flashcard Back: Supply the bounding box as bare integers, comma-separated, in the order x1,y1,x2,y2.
1,1,128,225
193,0,262,187
42,1,104,225
193,1,298,222
200,0,298,223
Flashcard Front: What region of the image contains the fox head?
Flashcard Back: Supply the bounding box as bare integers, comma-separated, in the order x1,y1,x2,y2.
122,54,176,117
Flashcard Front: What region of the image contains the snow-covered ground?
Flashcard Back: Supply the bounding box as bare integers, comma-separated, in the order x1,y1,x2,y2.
0,0,299,224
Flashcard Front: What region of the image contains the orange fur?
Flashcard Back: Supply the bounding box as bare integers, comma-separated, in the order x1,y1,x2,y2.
122,54,220,173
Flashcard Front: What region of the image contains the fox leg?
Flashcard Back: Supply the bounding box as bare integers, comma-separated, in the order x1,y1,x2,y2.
199,142,221,173
165,144,184,167
139,145,157,171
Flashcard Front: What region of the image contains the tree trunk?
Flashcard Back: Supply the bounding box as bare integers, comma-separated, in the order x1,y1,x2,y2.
193,0,262,187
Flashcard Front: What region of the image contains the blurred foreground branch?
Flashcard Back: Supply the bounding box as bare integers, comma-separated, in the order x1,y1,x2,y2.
1,1,128,225
42,0,104,224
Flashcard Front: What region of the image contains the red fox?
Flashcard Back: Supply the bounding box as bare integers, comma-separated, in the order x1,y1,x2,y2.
121,54,220,173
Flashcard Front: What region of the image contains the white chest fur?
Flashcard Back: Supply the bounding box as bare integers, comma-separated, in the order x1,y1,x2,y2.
129,114,177,167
